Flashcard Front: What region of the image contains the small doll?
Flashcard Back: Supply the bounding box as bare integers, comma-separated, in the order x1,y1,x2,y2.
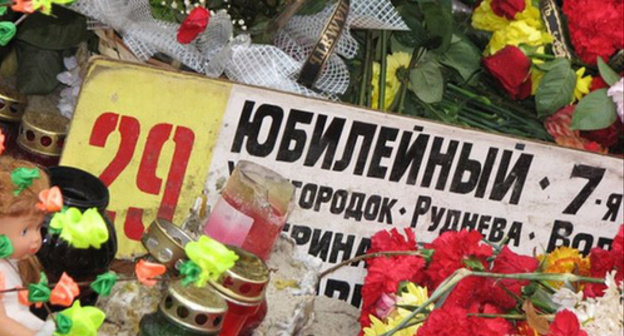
0,157,55,336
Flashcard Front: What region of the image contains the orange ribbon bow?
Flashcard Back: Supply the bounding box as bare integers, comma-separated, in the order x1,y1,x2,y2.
50,272,80,307
18,289,42,308
36,186,64,213
135,260,166,287
11,0,36,14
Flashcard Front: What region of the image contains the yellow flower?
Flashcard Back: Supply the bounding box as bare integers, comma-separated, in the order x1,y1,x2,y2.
363,315,393,336
573,67,593,102
397,282,430,307
531,68,544,95
371,52,411,110
363,283,430,336
472,0,510,32
472,0,542,32
538,246,590,288
514,1,544,30
487,20,553,55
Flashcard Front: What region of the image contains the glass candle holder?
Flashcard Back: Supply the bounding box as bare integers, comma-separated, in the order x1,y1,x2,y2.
209,246,269,336
204,160,294,260
15,111,68,167
139,280,227,336
0,84,27,155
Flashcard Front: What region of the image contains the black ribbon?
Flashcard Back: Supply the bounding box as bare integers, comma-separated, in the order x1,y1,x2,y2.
297,0,350,89
539,0,572,59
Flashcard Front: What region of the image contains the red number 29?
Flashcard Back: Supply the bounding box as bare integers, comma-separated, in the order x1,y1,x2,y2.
89,112,195,240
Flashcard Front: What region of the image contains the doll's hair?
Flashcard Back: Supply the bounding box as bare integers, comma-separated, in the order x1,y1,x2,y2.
0,157,49,285
0,156,50,217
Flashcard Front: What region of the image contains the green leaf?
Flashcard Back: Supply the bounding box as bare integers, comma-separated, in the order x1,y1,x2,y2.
390,33,413,55
395,5,428,48
534,59,565,72
409,60,444,103
297,0,332,15
570,89,617,130
438,34,481,81
462,256,485,271
535,59,576,117
597,57,620,86
15,42,63,95
15,5,87,50
421,1,453,51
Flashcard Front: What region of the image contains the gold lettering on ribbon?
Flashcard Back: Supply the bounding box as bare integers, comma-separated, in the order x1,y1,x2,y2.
298,0,350,87
539,0,571,58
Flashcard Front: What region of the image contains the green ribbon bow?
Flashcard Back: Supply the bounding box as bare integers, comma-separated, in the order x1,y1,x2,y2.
184,236,238,287
55,313,73,335
90,272,118,297
50,207,109,249
179,260,202,287
11,167,41,196
0,234,14,259
28,272,51,303
0,22,16,47
53,301,105,336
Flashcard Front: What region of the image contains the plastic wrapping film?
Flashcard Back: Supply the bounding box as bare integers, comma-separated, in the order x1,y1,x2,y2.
70,0,407,98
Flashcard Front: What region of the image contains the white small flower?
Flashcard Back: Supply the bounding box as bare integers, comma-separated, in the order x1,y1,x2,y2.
607,77,624,123
568,271,624,336
553,287,582,310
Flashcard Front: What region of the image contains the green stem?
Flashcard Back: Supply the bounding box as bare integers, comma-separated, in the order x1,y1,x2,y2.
378,30,389,111
468,313,531,320
381,269,472,336
381,269,604,336
359,31,373,107
396,48,426,114
527,53,557,61
470,271,604,283
447,83,491,105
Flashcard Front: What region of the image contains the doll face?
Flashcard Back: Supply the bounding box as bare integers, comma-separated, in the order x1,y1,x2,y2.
0,214,44,260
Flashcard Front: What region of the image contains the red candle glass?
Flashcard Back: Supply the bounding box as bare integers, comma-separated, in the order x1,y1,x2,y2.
209,246,269,336
204,160,294,260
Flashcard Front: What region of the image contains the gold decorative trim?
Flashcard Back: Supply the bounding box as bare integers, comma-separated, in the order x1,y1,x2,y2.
161,281,227,334
209,246,269,304
142,218,193,271
16,112,68,157
0,85,27,122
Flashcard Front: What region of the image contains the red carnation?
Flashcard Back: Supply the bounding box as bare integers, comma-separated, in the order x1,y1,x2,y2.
368,228,417,254
562,0,624,65
425,230,493,290
584,225,623,297
612,225,624,267
416,305,473,336
591,76,609,91
360,255,426,329
584,247,614,297
483,46,532,100
177,7,211,44
491,0,525,19
416,304,509,336
548,310,587,336
580,121,622,148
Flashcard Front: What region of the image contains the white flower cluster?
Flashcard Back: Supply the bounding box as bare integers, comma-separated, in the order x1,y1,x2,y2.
160,0,206,14
607,78,624,123
553,271,624,336
56,57,82,119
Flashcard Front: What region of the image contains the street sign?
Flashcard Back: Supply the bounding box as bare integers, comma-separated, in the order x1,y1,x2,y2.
63,59,623,306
